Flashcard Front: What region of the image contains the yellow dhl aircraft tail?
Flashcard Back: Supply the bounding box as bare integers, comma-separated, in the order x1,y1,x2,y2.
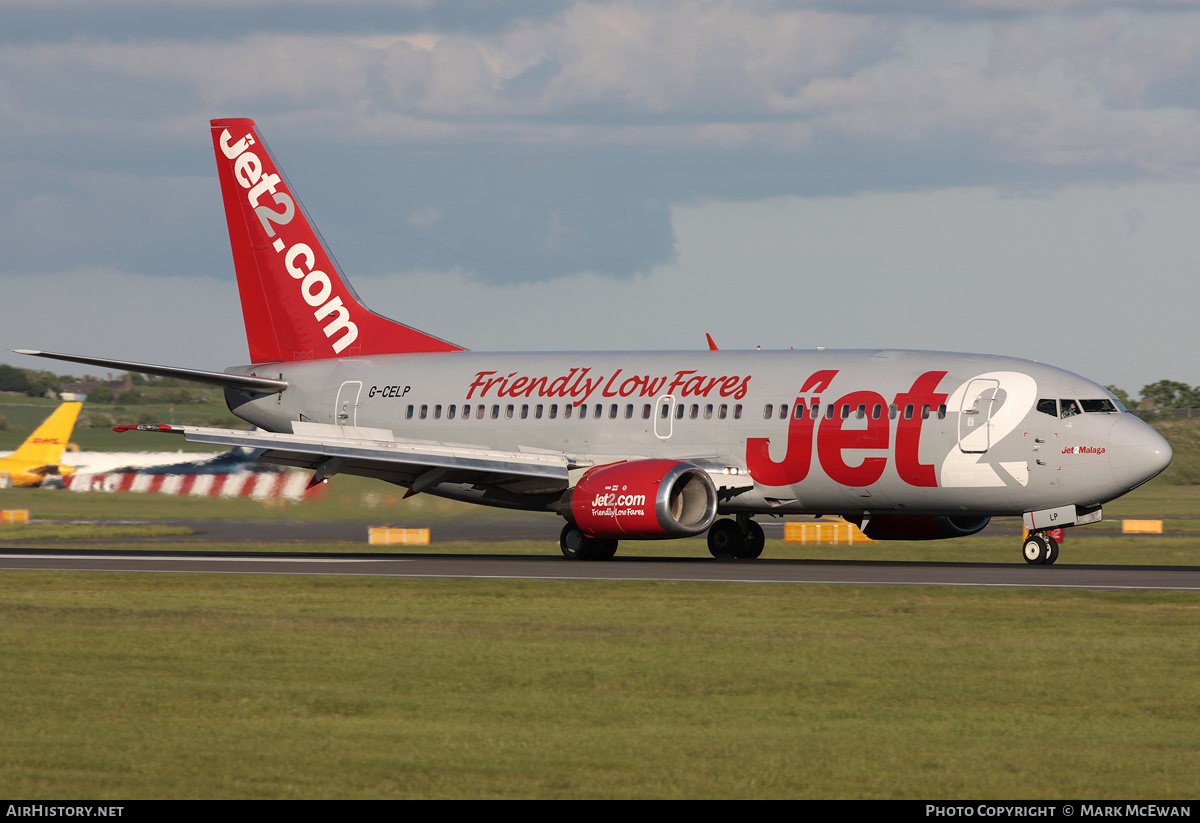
0,402,82,487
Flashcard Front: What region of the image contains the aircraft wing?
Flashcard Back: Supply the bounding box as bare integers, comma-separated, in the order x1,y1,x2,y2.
116,421,571,495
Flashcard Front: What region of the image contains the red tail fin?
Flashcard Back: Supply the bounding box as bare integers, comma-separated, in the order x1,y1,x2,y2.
210,118,464,364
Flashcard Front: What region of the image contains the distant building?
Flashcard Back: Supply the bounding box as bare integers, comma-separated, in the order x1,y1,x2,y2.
60,372,135,402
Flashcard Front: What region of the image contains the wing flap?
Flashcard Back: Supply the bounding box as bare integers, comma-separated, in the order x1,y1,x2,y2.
119,422,570,492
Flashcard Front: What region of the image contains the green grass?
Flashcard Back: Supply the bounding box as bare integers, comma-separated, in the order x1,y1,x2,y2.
0,398,235,453
0,524,193,540
0,572,1197,799
1,410,1198,798
1150,417,1200,485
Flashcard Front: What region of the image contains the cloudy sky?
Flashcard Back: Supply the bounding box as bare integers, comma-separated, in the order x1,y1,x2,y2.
2,0,1198,396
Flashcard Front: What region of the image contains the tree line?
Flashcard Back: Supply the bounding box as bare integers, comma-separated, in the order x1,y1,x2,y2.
0,365,207,404
1107,381,1200,411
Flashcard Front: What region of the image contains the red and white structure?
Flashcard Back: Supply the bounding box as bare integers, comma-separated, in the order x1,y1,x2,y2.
62,470,322,502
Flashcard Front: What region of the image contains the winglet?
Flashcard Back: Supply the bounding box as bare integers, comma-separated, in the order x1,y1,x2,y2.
706,333,719,351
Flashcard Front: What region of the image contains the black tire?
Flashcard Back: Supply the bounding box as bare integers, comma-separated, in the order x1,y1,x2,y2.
594,539,619,561
1045,535,1059,565
1022,534,1049,565
707,519,742,558
559,522,616,561
739,520,765,559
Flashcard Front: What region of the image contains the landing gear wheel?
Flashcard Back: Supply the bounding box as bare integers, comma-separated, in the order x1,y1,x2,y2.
559,522,618,561
1022,533,1050,565
740,520,765,559
707,518,765,559
594,539,618,561
707,519,742,558
1045,535,1059,566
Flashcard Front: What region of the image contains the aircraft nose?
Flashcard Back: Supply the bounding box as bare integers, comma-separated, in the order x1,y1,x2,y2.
1109,415,1172,491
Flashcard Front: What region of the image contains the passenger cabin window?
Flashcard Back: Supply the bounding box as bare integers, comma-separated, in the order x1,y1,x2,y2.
448,404,456,420
763,404,773,419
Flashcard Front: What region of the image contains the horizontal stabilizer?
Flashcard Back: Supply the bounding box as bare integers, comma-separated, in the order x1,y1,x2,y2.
14,350,288,393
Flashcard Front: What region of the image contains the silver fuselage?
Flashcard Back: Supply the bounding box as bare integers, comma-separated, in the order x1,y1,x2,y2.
224,348,1171,518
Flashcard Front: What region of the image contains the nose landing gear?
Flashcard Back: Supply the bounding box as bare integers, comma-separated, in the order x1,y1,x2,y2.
1022,531,1060,565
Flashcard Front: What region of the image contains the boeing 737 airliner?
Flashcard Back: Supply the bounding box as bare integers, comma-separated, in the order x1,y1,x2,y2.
17,119,1173,564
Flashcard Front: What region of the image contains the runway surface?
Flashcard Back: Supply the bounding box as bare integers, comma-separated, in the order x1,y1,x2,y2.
2,546,1199,591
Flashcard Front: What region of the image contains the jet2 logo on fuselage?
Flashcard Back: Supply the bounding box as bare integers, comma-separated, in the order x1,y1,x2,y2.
746,370,949,489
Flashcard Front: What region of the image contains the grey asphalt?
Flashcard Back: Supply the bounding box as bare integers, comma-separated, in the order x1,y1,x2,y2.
2,546,1199,591
4,515,1199,590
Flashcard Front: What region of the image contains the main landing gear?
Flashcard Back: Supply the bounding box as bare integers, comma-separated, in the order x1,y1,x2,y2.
559,522,618,561
707,516,765,559
1022,531,1060,565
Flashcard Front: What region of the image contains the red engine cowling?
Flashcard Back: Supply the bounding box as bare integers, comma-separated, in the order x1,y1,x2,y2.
560,460,718,539
849,514,991,541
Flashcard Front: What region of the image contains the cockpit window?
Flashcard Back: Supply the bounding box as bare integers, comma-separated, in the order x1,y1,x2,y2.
1103,389,1128,413
1060,399,1082,418
1037,399,1058,417
1081,399,1119,413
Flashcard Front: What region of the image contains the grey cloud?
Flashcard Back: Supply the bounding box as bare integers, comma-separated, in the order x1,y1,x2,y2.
1,1,1199,287
0,164,224,278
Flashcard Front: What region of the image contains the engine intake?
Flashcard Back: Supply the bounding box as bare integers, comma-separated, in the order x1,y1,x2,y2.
559,459,718,539
849,514,991,541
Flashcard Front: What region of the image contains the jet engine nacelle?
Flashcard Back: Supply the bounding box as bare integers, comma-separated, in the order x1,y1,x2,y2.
849,514,991,541
560,459,718,539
